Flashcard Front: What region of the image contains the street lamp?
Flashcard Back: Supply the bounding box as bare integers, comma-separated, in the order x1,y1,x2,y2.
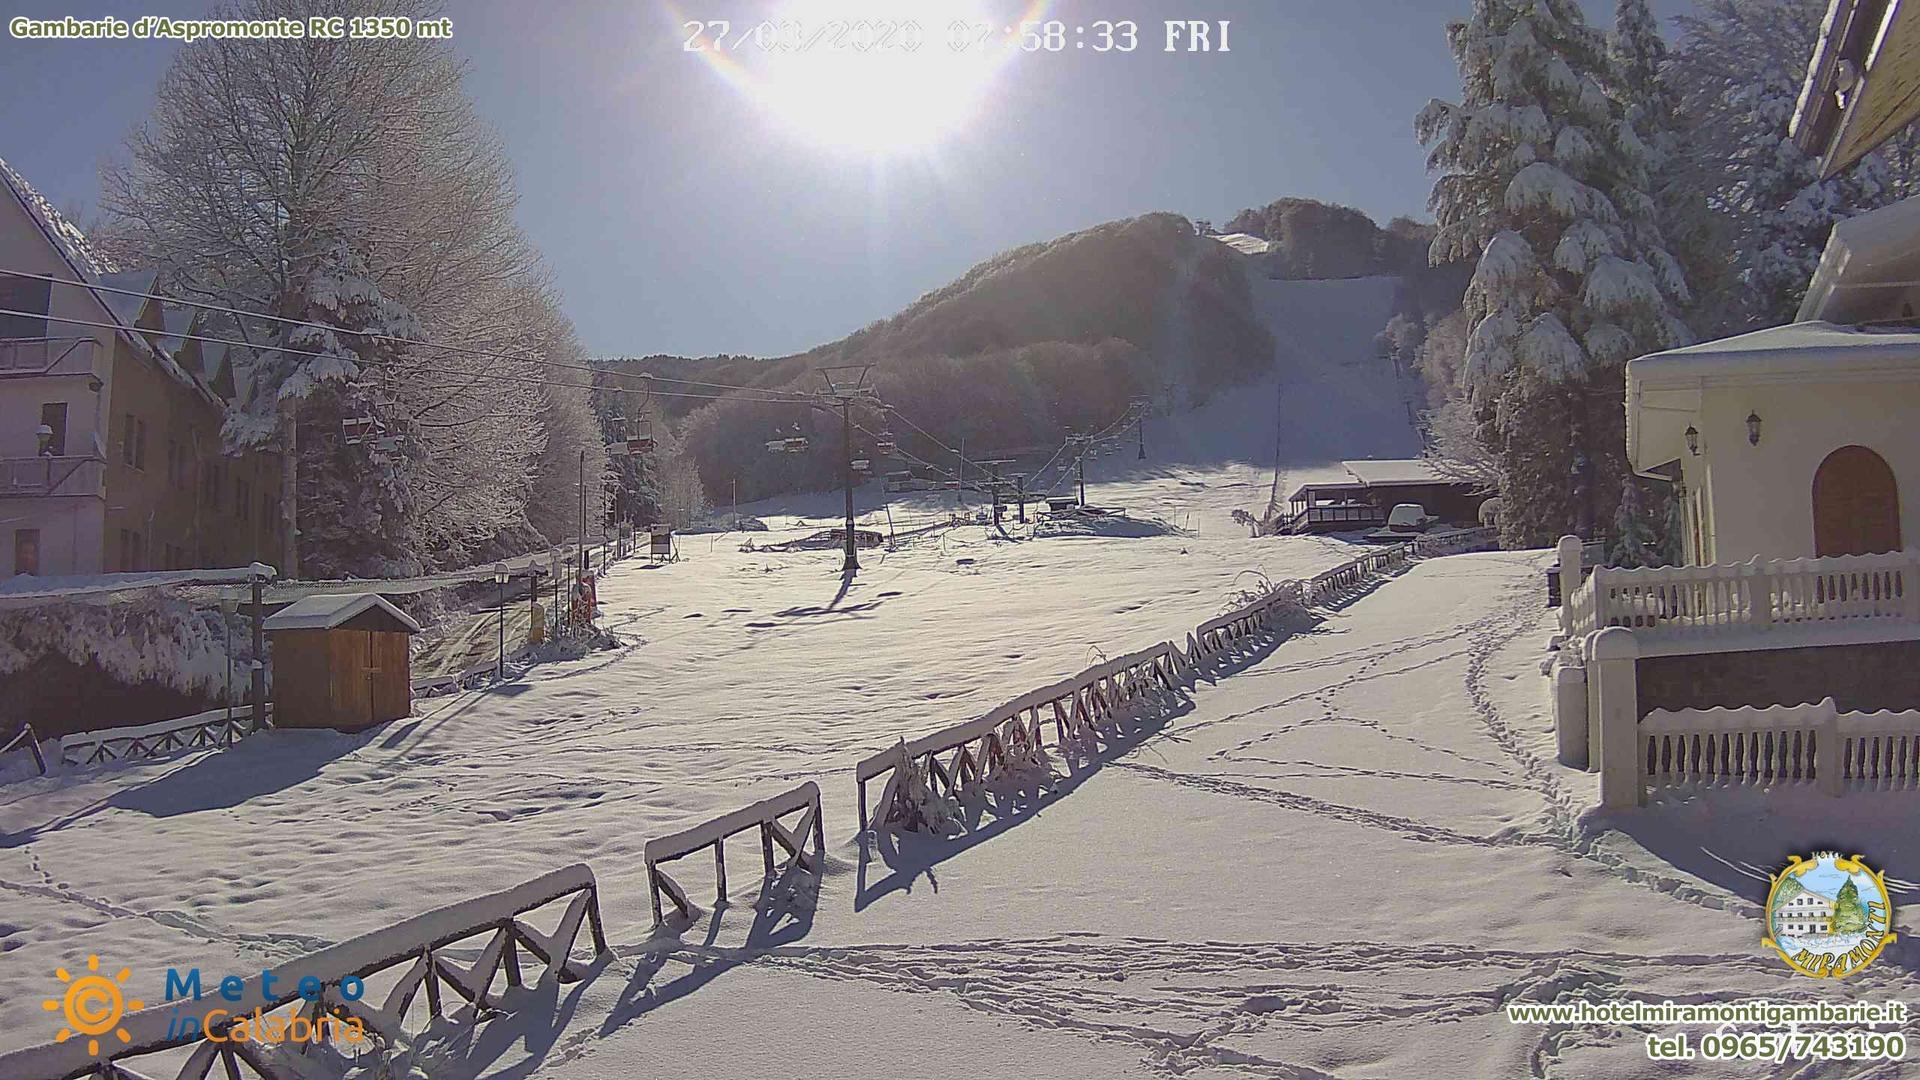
1746,411,1763,446
493,562,510,681
1684,425,1700,456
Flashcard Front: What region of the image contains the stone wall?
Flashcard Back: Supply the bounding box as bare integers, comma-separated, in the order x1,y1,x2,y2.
1636,640,1920,717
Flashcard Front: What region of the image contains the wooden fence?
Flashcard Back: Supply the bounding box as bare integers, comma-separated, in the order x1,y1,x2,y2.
58,704,273,768
0,864,608,1080
855,641,1186,832
0,722,46,776
644,781,825,926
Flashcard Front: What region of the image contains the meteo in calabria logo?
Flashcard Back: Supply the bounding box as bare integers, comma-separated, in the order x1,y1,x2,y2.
42,954,143,1057
1762,852,1898,978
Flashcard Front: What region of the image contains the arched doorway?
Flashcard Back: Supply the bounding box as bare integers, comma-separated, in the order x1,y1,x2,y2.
1812,445,1902,556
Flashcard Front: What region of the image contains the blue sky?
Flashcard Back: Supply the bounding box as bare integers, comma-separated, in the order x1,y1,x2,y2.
1,0,1686,358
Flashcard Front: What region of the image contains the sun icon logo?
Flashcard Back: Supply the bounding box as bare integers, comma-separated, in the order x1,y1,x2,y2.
43,954,142,1057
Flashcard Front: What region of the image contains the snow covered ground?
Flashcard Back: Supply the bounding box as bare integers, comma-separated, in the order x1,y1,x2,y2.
4,278,1914,1077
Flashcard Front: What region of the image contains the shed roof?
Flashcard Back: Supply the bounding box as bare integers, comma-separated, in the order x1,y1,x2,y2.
264,593,421,634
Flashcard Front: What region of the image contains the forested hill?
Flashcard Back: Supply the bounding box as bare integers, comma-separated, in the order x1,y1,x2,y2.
605,213,1273,501
604,205,1464,504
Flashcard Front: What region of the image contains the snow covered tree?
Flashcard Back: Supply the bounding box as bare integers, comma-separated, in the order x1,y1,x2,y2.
1418,0,1690,547
105,0,589,575
1671,0,1889,331
1607,476,1663,567
1831,879,1869,934
1610,0,1719,328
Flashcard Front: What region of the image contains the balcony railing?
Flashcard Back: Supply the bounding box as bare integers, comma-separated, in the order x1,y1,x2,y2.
1280,502,1384,534
0,456,106,497
1564,549,1920,646
0,337,95,376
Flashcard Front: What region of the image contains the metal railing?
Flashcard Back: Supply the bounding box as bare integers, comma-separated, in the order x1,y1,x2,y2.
0,455,105,497
0,336,94,376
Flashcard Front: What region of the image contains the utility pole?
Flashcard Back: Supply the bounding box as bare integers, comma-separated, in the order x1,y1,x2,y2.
979,459,1013,527
816,365,872,575
578,449,587,577
1135,398,1147,460
247,562,270,730
956,436,966,509
1072,436,1089,506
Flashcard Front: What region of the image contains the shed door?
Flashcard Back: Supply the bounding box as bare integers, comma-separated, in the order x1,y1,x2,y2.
1813,445,1902,556
331,630,375,726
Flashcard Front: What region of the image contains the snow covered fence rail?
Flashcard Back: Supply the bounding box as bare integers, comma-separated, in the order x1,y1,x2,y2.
1182,582,1303,666
58,704,272,768
1411,526,1499,558
0,721,47,775
856,642,1183,832
644,781,825,926
0,863,608,1080
1304,542,1415,604
1640,698,1920,800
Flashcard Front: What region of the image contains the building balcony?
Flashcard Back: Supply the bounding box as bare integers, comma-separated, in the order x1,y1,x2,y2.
0,336,96,377
0,456,106,498
1279,501,1383,534
1564,549,1920,655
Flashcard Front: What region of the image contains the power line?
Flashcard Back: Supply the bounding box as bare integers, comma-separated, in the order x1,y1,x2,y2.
0,266,815,403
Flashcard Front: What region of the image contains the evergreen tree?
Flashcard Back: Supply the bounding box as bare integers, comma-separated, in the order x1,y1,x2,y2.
1609,0,1715,330
1671,0,1889,331
1830,879,1869,934
1418,0,1690,547
1608,476,1663,567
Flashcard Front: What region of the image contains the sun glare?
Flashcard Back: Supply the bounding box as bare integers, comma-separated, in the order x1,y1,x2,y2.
688,0,1032,156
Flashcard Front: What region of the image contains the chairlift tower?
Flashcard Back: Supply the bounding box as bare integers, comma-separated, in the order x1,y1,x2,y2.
816,364,873,574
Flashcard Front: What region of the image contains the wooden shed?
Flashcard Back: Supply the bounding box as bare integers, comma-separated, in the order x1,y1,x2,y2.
263,593,420,732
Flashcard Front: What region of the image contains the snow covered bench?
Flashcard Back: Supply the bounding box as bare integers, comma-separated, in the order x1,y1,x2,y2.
58,704,272,768
643,781,824,926
0,863,608,1080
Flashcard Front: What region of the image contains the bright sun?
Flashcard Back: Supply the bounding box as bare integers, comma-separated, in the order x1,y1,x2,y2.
696,0,1025,156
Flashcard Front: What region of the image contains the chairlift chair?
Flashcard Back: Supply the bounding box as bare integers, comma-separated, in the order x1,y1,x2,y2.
342,415,376,445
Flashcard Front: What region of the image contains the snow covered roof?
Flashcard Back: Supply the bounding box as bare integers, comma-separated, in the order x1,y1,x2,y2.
0,155,119,278
0,156,222,405
1210,232,1273,256
1796,193,1920,322
96,269,159,329
1339,459,1447,487
1626,320,1920,468
264,593,422,634
1285,460,1460,503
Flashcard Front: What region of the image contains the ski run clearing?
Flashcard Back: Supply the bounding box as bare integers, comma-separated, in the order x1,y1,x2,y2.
2,278,1916,1079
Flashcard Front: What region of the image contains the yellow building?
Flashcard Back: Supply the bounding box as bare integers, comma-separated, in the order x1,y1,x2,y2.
0,157,284,576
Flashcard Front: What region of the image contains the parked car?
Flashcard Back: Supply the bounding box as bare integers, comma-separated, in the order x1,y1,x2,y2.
1384,503,1437,533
